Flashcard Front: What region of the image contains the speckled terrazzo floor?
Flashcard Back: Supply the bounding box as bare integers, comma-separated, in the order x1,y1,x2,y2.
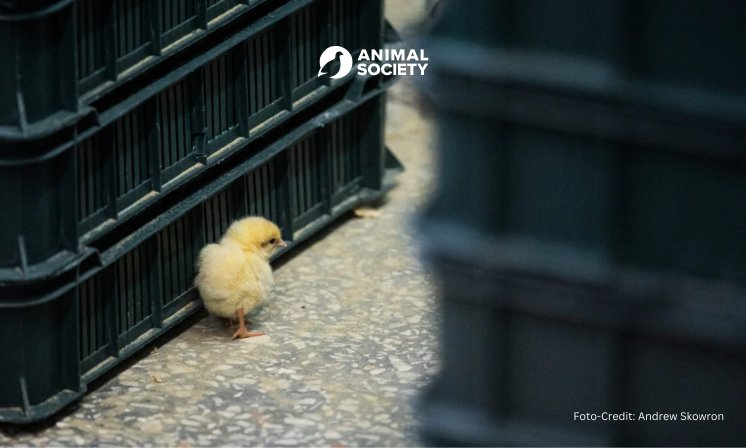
0,37,440,448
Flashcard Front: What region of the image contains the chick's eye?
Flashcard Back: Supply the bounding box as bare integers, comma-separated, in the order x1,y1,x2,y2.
269,238,277,244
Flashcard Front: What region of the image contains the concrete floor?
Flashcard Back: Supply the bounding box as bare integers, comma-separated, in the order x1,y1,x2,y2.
0,6,440,444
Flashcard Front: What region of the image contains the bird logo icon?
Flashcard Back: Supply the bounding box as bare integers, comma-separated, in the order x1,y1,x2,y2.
318,46,354,79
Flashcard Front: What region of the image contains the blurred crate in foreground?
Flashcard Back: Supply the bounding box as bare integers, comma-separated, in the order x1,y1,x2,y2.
424,76,746,284
418,240,746,446
431,0,746,121
418,1,746,446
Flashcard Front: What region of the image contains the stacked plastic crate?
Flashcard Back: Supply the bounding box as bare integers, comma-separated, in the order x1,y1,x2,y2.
419,1,746,446
0,0,400,423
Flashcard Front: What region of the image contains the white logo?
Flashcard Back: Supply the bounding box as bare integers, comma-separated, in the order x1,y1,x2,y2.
318,46,354,79
318,46,429,78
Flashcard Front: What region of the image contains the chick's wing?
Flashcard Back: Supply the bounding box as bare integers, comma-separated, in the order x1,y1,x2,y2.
195,243,251,303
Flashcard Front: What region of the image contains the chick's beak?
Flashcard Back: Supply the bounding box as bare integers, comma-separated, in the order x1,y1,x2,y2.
278,239,288,248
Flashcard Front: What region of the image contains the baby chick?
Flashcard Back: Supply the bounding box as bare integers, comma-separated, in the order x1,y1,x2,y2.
195,216,286,339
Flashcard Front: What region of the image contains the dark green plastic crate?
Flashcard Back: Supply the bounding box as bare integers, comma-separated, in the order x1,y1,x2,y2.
0,0,267,135
430,0,746,124
423,72,746,285
0,88,400,423
0,0,383,140
0,0,386,282
417,249,746,447
419,3,746,446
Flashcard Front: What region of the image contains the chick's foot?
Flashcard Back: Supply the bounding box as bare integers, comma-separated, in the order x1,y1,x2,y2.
231,327,265,339
231,306,264,339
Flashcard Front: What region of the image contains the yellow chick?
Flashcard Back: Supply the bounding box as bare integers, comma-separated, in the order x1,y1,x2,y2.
195,216,286,339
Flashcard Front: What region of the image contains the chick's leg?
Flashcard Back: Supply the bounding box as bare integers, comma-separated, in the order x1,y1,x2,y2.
231,307,264,339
